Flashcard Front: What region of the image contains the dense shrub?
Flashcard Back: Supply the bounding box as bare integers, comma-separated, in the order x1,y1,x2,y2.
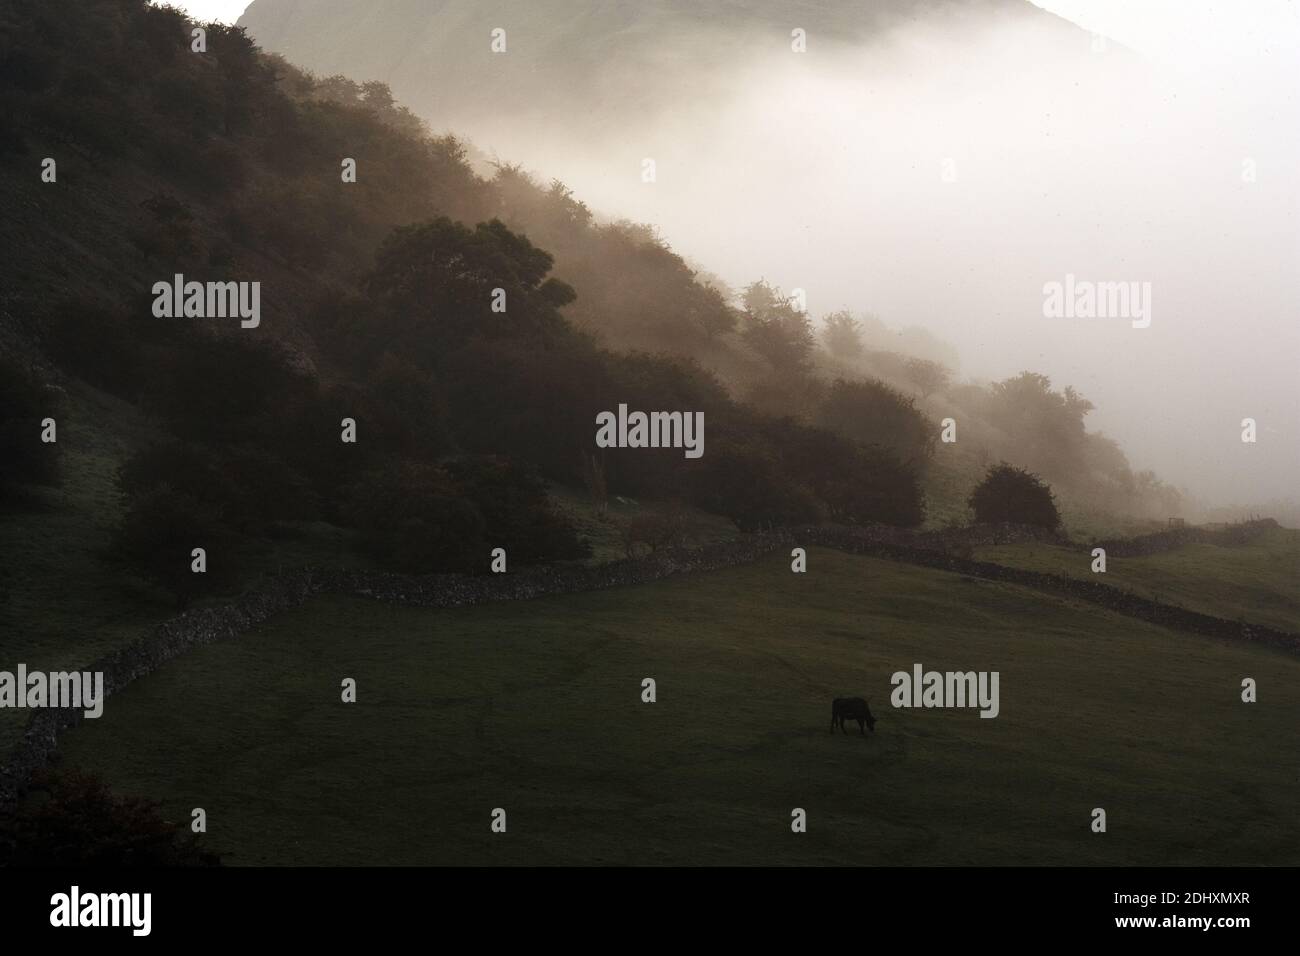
2,769,219,867
740,280,816,372
344,462,487,573
443,455,590,564
345,457,589,572
764,417,926,528
120,439,317,533
817,378,934,468
141,334,316,446
807,445,924,528
619,507,688,557
129,192,203,264
691,441,824,532
113,486,246,605
0,355,62,499
44,298,143,398
440,335,610,484
363,216,575,363
968,463,1060,529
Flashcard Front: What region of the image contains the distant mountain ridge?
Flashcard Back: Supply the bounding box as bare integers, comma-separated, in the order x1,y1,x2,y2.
238,0,1085,134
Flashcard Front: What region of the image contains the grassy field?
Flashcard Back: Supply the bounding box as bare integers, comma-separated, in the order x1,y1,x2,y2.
974,527,1300,634
0,382,177,753
52,547,1300,866
0,376,740,755
0,382,382,754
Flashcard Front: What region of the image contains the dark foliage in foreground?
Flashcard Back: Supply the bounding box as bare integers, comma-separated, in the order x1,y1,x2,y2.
0,355,62,501
1,769,220,867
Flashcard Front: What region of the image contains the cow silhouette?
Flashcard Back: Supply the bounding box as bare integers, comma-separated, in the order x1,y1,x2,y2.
831,697,876,735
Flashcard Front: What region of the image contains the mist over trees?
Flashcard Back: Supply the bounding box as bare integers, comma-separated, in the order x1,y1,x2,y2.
0,0,1203,606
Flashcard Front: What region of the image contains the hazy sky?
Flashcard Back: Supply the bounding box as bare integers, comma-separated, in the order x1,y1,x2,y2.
165,0,1300,61
157,0,249,23
1029,0,1299,66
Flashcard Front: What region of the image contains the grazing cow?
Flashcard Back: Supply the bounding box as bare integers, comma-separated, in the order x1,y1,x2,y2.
831,697,876,735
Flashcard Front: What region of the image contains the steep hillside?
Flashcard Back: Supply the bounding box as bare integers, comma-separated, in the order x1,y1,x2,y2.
1,0,1184,628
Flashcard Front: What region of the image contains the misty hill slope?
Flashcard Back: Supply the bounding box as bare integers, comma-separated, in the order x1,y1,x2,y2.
238,0,1086,134
1,0,1193,625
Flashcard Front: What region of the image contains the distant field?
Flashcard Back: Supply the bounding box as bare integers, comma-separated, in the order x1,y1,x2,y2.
53,548,1300,866
974,527,1300,634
